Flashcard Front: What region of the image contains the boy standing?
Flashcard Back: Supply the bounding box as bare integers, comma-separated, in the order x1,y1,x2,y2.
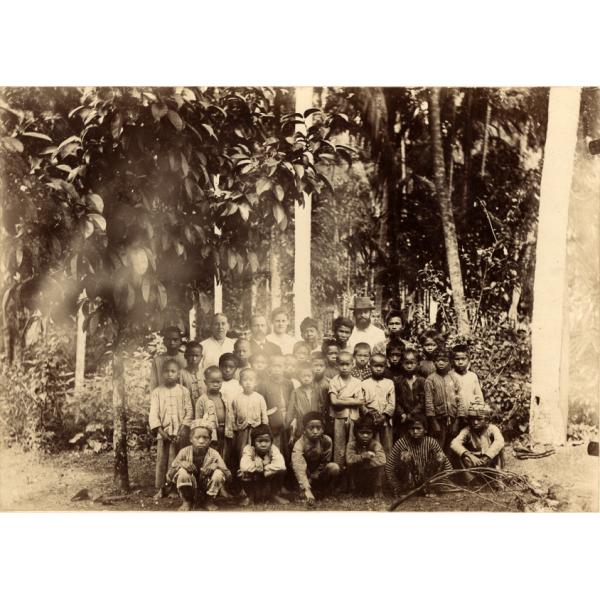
332,316,354,352
451,343,484,414
418,330,443,378
180,341,206,405
450,401,505,482
291,412,340,505
149,326,187,391
385,413,452,496
286,361,321,442
346,414,387,497
321,339,340,379
424,347,466,451
393,349,426,441
195,366,230,457
219,353,243,408
351,342,372,381
239,424,288,505
360,353,395,456
328,351,365,469
149,359,193,498
233,338,252,379
167,423,231,511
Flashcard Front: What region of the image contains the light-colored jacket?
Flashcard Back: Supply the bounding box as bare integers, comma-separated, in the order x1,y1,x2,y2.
148,384,193,436
239,444,286,475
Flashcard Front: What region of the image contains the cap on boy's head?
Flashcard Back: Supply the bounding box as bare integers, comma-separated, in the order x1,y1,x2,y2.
162,357,181,372
332,316,354,332
300,317,319,332
302,411,324,428
219,352,237,367
251,424,273,441
451,343,470,356
406,412,428,428
467,401,491,418
433,347,450,360
190,419,212,434
354,413,376,434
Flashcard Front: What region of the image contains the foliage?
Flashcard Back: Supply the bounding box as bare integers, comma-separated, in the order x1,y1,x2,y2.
0,332,73,451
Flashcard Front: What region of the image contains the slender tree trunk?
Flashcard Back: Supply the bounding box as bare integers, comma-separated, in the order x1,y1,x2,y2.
460,88,473,219
269,231,281,312
112,331,129,491
75,292,86,392
529,87,581,446
428,88,471,336
480,96,491,177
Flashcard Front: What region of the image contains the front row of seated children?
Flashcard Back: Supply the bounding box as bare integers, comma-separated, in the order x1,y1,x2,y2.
149,341,505,510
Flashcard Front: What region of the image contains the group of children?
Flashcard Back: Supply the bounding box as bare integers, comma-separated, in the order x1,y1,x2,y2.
148,324,505,510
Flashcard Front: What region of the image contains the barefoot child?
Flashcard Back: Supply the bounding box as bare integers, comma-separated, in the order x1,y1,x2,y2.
167,422,231,511
393,349,426,441
149,359,193,498
385,413,452,497
219,352,243,408
450,400,505,482
360,353,395,456
239,424,288,505
286,361,321,443
351,342,372,381
424,347,466,451
328,351,365,471
291,411,340,505
346,413,386,497
451,343,484,414
195,366,230,457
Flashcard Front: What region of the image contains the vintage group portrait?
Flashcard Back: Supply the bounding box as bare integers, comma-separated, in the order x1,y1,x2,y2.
0,86,598,512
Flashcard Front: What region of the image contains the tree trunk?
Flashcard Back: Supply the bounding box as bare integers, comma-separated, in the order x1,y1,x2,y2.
529,87,581,446
428,88,471,336
480,96,491,177
112,332,129,491
460,88,473,219
74,292,86,392
293,86,313,334
269,230,281,312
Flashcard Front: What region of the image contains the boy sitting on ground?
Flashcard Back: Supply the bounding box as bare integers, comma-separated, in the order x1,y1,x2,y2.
346,413,387,497
385,413,452,497
291,411,340,505
239,424,288,506
450,400,505,483
166,422,231,511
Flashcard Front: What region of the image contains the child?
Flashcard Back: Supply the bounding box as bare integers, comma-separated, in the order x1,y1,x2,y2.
283,354,301,388
360,353,395,456
451,343,484,414
424,347,465,451
328,351,365,470
167,422,231,511
233,338,252,378
311,351,332,432
450,401,505,482
393,349,426,441
249,350,269,383
346,413,387,497
418,329,444,378
231,368,269,471
239,424,288,505
149,326,187,390
300,317,321,352
180,341,206,406
219,352,243,408
373,310,407,355
256,354,294,450
286,361,321,442
291,411,340,504
351,342,372,380
321,338,340,379
148,359,193,498
385,413,452,497
293,341,311,364
195,366,230,458
332,316,354,352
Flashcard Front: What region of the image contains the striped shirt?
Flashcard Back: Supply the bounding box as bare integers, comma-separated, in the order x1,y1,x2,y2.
385,435,452,495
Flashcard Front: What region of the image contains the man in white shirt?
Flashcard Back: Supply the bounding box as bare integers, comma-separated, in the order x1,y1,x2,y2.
346,296,386,354
266,307,298,355
201,313,236,369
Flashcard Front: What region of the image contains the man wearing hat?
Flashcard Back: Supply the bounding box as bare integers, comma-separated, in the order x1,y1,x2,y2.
450,400,505,481
347,296,386,354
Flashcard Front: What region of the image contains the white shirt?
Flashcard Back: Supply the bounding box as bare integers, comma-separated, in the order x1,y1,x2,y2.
266,332,299,355
200,336,236,369
347,324,386,354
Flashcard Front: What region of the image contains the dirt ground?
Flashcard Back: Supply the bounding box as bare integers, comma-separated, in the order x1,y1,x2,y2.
0,443,597,512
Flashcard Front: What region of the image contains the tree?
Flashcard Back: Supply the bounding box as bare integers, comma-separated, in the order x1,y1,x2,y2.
428,88,470,335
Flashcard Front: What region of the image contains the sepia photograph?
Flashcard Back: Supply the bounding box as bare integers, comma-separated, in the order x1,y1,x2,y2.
0,84,598,514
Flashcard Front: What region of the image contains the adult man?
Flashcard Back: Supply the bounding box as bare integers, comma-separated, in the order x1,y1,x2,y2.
346,296,386,353
248,314,282,357
266,307,299,355
200,313,236,369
